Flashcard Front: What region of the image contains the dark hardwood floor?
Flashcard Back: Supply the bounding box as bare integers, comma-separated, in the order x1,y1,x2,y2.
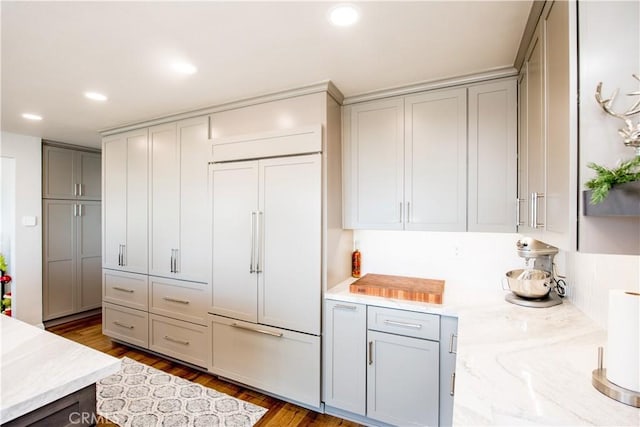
47,315,360,427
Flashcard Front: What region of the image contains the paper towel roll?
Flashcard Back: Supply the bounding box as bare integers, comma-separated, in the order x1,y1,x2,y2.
607,290,640,392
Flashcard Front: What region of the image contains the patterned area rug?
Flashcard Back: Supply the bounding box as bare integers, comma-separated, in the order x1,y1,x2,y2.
97,357,267,427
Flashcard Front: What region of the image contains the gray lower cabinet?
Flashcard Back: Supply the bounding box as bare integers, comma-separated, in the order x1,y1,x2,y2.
43,200,102,320
323,300,456,427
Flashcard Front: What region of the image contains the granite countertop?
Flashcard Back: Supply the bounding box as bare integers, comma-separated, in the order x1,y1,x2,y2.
327,278,639,426
0,315,121,424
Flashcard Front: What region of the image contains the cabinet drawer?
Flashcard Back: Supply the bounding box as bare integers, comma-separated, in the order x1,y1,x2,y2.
103,269,148,311
367,306,440,341
149,276,208,325
209,315,320,409
103,303,148,348
149,314,208,368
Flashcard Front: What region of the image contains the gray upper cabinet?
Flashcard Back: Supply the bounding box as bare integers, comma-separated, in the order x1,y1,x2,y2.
43,145,101,200
468,79,517,232
518,0,576,251
404,89,467,231
343,87,468,231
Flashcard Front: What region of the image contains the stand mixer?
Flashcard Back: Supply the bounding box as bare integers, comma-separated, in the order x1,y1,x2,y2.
505,237,566,308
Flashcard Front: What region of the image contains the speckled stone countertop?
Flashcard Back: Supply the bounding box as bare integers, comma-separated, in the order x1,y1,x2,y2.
327,279,639,426
0,315,121,424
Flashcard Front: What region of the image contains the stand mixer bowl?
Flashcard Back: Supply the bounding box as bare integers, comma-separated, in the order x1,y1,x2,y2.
505,269,552,299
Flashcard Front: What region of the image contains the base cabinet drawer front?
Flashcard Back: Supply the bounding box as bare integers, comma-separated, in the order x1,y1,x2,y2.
209,315,321,409
149,314,208,368
149,276,209,325
102,269,148,311
103,303,149,348
367,306,440,340
367,330,440,427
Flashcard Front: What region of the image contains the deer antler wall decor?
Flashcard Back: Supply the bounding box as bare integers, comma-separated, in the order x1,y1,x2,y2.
595,74,640,156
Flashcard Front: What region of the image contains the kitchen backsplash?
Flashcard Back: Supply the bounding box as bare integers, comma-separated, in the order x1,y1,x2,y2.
352,230,528,292
566,252,640,330
352,230,640,331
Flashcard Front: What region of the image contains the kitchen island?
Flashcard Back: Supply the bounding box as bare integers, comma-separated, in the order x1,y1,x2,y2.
0,315,121,425
327,279,639,426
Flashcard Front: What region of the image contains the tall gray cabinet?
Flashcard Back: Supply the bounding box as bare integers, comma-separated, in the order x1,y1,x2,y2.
43,144,102,321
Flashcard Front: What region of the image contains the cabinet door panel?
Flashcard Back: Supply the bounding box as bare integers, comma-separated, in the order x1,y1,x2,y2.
103,136,128,270
43,200,76,320
77,202,102,311
323,301,366,415
125,131,149,273
347,99,404,229
178,117,210,282
525,29,546,230
545,0,570,236
405,89,467,231
367,330,439,427
43,146,75,199
149,123,179,278
468,80,517,232
517,71,530,232
211,161,259,323
77,151,101,200
258,154,321,335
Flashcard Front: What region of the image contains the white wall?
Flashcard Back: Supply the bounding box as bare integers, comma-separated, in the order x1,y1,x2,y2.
0,132,43,326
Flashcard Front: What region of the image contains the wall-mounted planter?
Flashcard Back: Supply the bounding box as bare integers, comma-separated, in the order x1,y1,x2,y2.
583,181,640,216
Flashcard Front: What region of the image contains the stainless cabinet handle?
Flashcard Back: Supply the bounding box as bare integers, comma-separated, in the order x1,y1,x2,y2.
530,192,545,229
250,212,256,273
113,286,134,293
516,198,525,226
118,244,123,266
335,304,357,311
164,335,189,345
231,322,283,337
449,333,457,354
114,321,134,329
73,204,78,217
399,202,403,223
450,372,456,396
74,183,79,196
406,201,411,223
122,244,127,266
79,183,83,196
79,204,83,216
256,211,263,273
173,249,179,273
170,249,179,273
368,341,374,365
384,319,422,329
163,296,189,305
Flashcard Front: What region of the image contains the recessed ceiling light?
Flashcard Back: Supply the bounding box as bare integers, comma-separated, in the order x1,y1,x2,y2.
84,91,108,101
171,61,198,75
328,4,359,27
22,113,42,121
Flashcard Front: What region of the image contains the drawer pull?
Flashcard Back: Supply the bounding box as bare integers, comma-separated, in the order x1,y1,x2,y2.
383,319,422,329
449,333,458,354
164,335,190,345
450,372,456,396
113,286,134,293
335,304,357,311
114,321,134,329
163,296,190,305
231,323,283,338
368,341,374,365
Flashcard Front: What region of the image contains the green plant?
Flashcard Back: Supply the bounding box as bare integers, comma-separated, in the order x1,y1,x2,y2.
0,254,6,272
585,156,640,204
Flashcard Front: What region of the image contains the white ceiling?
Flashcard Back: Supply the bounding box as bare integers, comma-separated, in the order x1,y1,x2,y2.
1,1,532,149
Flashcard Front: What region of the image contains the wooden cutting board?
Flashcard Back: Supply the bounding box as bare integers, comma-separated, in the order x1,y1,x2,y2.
349,274,445,304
